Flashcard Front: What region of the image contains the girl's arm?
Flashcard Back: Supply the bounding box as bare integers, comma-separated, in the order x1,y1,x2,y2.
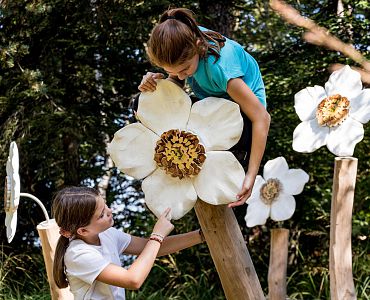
124,229,203,257
96,239,161,290
226,78,271,207
96,209,174,290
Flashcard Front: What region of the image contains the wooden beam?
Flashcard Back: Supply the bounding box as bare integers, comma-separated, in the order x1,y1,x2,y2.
268,228,289,300
37,219,74,300
194,200,264,300
329,157,357,300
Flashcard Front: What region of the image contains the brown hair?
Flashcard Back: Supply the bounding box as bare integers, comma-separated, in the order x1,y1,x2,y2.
52,186,100,288
147,8,225,67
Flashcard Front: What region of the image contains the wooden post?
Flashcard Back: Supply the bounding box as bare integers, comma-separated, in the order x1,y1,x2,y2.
194,200,264,300
268,228,289,300
329,157,357,300
37,219,74,300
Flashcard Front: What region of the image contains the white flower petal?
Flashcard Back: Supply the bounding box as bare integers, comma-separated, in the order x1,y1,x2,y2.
136,80,192,135
5,211,17,243
244,200,270,227
325,65,362,99
263,157,289,180
247,175,265,204
327,118,364,156
187,97,243,151
9,142,19,173
108,123,158,179
294,85,326,121
350,89,370,124
193,151,245,205
293,119,328,153
270,193,296,221
142,168,197,220
280,169,309,195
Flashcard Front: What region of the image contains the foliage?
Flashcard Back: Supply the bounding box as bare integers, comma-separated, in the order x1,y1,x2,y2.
0,245,50,299
0,0,369,299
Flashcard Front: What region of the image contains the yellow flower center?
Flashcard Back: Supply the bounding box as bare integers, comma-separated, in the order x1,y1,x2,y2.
316,94,350,127
154,129,206,179
260,178,282,205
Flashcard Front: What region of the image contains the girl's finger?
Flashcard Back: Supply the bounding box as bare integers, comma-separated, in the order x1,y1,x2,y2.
164,208,172,220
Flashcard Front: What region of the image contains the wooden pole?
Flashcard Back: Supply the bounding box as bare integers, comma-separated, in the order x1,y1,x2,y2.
268,228,289,300
329,157,357,300
194,200,264,300
37,219,74,300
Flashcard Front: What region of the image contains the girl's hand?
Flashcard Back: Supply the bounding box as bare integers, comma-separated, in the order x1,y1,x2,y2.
138,72,165,92
152,208,174,237
228,173,256,208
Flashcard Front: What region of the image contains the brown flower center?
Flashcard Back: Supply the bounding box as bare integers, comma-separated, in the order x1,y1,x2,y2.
154,129,206,179
260,178,282,205
316,94,350,127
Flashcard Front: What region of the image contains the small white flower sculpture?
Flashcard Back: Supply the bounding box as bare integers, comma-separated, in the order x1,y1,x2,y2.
4,141,20,243
293,65,370,156
108,79,245,220
244,157,309,227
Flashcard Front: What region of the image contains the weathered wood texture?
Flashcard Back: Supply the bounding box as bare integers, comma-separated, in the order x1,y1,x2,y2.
37,219,74,300
329,157,357,300
268,228,289,300
194,200,264,300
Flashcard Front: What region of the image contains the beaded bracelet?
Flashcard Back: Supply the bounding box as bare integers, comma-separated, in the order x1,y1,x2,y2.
149,236,163,245
150,232,165,240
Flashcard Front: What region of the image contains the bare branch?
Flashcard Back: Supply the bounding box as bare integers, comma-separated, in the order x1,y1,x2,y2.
269,0,370,83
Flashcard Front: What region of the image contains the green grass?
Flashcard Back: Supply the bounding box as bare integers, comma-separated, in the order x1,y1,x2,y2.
0,245,51,300
1,242,368,300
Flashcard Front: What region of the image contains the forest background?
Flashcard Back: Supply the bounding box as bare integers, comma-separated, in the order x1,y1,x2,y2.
0,0,369,299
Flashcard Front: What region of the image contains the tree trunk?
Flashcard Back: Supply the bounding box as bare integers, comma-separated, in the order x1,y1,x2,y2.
63,133,80,185
198,0,235,37
195,200,264,300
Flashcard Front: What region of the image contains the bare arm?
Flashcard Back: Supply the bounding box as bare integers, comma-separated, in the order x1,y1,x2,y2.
96,240,161,290
96,209,174,290
226,78,271,206
124,230,203,257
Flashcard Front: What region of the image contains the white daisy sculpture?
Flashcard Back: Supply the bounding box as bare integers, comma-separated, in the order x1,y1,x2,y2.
4,141,21,243
108,79,245,220
244,157,309,227
4,141,51,243
293,65,370,156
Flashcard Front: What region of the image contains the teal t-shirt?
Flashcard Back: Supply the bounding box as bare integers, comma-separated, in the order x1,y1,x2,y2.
187,28,266,107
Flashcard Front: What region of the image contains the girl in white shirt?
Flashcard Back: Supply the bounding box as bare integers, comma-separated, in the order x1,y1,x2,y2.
52,186,204,300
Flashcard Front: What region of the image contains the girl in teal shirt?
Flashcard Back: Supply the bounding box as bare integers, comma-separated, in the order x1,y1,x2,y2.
139,8,270,207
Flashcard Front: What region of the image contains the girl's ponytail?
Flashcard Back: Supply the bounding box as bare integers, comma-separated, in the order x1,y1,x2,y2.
53,236,70,288
147,8,225,67
51,186,99,288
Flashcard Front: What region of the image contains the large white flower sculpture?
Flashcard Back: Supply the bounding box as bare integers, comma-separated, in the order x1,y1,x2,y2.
108,80,245,219
244,157,309,227
293,65,370,156
4,141,20,243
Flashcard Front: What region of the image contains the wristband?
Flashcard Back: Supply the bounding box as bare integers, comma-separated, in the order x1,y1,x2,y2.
151,232,165,240
149,236,163,245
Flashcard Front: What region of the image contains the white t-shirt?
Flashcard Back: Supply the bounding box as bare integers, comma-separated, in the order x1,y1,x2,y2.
64,227,131,300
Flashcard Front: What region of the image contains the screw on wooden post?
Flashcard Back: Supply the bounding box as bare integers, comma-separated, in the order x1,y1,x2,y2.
268,228,289,300
329,157,357,300
37,220,74,300
194,199,264,300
